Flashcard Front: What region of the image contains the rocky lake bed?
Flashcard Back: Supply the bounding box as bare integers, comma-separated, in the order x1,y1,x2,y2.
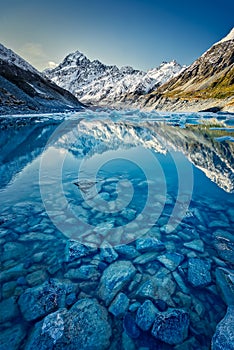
0,111,234,349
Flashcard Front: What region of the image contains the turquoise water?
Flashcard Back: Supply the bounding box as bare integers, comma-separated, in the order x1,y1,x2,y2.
0,111,234,349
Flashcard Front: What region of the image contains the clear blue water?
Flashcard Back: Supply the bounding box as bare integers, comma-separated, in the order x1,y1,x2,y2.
0,110,234,349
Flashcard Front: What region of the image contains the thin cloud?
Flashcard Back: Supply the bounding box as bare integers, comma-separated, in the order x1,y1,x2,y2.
48,61,58,69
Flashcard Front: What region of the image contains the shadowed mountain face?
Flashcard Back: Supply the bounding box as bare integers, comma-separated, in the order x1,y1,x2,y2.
1,116,232,193
0,44,83,115
138,28,234,112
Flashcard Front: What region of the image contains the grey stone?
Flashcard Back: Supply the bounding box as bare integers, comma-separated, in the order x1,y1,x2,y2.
18,279,78,321
212,306,234,350
135,300,157,331
151,309,189,345
0,297,19,323
108,292,129,317
188,258,211,288
98,260,136,305
135,237,165,253
25,298,112,350
0,324,26,350
157,253,184,271
215,267,234,306
184,239,204,253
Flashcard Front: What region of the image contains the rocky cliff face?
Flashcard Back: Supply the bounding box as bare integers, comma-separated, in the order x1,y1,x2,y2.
0,43,83,115
44,51,184,106
138,28,234,112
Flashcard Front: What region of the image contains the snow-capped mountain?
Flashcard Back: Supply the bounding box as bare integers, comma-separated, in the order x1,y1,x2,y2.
0,43,83,115
139,27,234,112
44,52,185,105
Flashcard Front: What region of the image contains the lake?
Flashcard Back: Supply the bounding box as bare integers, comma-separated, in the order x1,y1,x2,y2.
0,109,234,350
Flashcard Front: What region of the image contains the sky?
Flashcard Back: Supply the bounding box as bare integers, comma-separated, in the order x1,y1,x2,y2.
0,0,233,72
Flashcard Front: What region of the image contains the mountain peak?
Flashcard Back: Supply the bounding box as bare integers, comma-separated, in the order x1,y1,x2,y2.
215,27,234,45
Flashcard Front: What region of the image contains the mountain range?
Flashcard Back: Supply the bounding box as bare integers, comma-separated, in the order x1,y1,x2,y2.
0,27,233,114
44,55,185,106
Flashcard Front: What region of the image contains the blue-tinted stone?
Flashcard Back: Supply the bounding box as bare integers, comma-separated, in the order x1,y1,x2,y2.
135,237,165,253
108,292,129,317
24,299,112,350
100,243,118,263
66,292,77,307
215,267,234,306
154,299,168,312
0,324,26,350
98,260,136,306
123,313,141,339
212,306,234,350
157,253,184,271
136,300,157,331
188,258,211,288
65,240,96,262
115,245,140,260
152,309,189,345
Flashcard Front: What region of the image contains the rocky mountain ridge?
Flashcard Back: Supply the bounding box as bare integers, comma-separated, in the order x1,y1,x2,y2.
0,43,83,115
135,28,234,112
44,52,185,105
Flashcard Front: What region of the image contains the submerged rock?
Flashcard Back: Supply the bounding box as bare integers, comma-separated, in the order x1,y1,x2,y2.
100,243,119,263
157,253,184,271
0,324,26,350
215,267,234,305
108,292,129,317
115,244,140,259
212,306,234,350
135,237,165,253
135,300,158,331
123,313,141,339
65,240,96,262
184,239,204,253
187,258,211,288
98,260,136,305
25,298,112,350
18,279,78,321
151,309,189,345
0,296,19,324
64,265,100,281
213,231,234,265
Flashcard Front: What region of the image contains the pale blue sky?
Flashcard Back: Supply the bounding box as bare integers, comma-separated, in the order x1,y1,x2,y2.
0,0,233,71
